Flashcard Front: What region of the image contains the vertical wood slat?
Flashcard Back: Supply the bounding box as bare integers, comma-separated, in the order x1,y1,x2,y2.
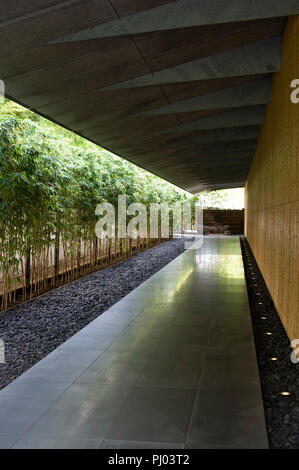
0,236,164,312
54,232,59,282
25,249,31,293
245,16,299,342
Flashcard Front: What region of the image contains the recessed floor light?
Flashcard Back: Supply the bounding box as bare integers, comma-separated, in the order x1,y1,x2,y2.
271,357,278,361
266,332,272,335
261,316,267,320
280,392,291,397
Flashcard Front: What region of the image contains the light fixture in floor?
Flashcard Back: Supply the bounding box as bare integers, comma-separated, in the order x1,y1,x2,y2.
270,357,278,361
280,392,291,397
266,332,273,335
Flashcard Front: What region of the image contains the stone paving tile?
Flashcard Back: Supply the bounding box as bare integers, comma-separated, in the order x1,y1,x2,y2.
0,237,268,449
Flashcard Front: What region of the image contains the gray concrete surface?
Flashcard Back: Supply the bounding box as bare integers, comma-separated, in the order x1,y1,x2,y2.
0,237,268,449
49,1,299,41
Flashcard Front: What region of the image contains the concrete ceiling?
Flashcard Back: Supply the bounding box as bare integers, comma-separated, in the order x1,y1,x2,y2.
1,0,298,193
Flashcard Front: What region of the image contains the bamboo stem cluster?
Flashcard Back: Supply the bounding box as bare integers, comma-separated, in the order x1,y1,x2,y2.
0,113,184,312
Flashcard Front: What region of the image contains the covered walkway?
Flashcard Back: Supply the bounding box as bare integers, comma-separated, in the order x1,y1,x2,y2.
0,237,268,449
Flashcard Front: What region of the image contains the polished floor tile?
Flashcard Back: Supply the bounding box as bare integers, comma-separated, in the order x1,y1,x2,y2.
99,439,184,449
106,336,162,357
186,389,268,448
106,386,195,444
0,435,20,449
75,356,145,385
173,312,216,327
207,332,256,357
0,236,268,449
20,349,103,384
122,322,167,340
213,315,252,332
137,354,203,389
198,356,261,391
0,399,46,437
13,436,100,449
23,383,133,440
0,377,70,409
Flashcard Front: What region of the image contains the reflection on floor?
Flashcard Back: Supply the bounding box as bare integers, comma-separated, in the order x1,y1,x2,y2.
0,236,268,449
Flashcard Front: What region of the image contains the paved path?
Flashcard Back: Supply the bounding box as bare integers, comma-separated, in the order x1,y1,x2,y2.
0,236,268,449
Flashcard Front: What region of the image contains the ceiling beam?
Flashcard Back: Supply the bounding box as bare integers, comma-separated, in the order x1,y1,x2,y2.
156,106,265,134
139,77,272,116
172,126,261,146
103,37,281,90
47,0,299,42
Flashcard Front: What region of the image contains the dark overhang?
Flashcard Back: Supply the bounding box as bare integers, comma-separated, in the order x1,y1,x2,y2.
1,0,298,192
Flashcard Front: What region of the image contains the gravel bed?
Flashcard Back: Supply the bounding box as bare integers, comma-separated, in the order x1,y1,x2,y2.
0,239,184,390
240,236,299,449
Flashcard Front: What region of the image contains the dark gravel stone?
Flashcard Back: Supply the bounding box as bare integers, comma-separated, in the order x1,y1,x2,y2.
0,239,184,390
240,236,299,449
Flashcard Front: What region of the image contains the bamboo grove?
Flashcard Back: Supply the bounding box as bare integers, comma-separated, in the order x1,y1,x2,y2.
0,100,189,311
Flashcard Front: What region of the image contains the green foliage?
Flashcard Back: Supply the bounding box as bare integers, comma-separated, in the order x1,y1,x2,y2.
0,99,187,273
195,188,244,209
0,99,244,281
